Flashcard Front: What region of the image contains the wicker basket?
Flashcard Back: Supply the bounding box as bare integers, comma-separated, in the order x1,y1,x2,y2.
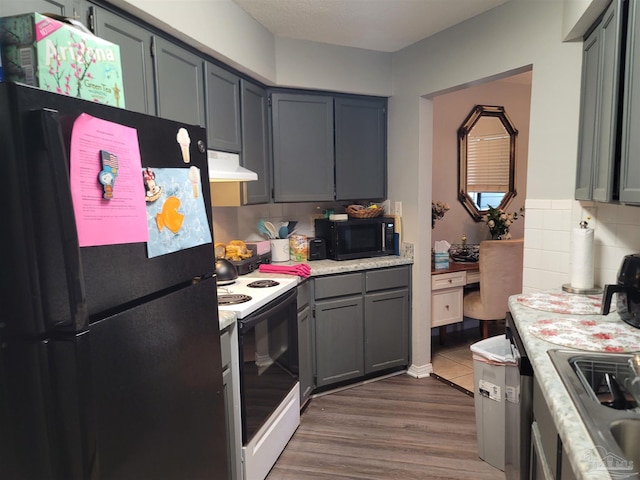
346,205,385,218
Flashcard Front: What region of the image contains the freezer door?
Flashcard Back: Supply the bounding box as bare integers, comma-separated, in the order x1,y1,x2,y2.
1,83,215,335
89,276,227,479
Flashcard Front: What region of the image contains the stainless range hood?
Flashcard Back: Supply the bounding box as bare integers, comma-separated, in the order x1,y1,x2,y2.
207,150,257,182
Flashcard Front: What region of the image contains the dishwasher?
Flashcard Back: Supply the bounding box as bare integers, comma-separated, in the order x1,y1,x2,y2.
505,311,534,480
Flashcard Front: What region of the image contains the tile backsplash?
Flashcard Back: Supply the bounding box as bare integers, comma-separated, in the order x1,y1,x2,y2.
523,199,640,292
212,202,340,243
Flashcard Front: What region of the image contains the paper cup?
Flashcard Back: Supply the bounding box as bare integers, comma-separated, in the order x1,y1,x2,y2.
270,239,290,262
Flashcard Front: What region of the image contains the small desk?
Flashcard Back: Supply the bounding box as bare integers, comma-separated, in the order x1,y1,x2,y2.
431,262,479,341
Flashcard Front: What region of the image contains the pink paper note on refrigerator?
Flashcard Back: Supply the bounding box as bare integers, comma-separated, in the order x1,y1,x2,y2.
70,113,148,247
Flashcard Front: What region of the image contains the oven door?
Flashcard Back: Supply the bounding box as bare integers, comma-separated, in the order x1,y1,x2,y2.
238,287,298,445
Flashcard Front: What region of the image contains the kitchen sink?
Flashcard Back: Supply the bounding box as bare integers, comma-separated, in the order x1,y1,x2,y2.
611,418,640,473
548,350,640,480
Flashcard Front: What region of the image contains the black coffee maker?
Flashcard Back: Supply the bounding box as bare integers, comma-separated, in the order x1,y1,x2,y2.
601,254,640,328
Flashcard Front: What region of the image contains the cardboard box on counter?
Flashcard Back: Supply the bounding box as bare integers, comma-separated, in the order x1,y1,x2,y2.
0,12,125,107
246,240,271,256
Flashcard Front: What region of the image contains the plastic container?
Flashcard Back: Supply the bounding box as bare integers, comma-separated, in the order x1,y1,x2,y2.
470,334,516,471
289,235,308,261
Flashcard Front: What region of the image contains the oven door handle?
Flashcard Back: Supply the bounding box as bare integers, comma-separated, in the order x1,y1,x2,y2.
239,287,296,331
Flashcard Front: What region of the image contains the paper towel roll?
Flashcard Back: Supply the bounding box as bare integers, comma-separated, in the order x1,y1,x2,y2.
571,227,594,289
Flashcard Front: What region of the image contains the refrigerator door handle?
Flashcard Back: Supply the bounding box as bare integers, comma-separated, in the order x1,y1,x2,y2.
35,108,89,331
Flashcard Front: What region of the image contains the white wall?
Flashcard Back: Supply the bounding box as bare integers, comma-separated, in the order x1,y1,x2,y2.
562,0,610,40
110,0,278,84
109,0,392,93
389,0,583,374
274,38,392,96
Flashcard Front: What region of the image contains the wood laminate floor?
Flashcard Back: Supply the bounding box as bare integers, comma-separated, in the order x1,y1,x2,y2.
267,374,504,480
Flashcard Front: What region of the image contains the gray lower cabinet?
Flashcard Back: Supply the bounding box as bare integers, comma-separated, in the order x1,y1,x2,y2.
297,280,314,407
220,324,241,480
271,92,335,202
364,289,409,373
91,5,156,115
575,0,623,203
221,367,233,480
530,376,576,480
335,96,387,201
153,36,205,127
315,294,365,387
241,79,271,204
313,266,410,389
364,266,410,373
205,62,241,152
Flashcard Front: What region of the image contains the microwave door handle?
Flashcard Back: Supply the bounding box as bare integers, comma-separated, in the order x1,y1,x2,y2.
381,223,386,250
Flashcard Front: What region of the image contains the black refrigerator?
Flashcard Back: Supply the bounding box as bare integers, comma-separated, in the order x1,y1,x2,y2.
0,82,228,480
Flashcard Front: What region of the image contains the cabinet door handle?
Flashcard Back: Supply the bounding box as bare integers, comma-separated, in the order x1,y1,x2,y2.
445,305,450,310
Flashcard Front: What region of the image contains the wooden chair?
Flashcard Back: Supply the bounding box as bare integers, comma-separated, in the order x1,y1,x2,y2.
463,238,524,339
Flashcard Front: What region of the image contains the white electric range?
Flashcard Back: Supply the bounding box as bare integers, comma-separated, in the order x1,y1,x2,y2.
216,274,300,480
216,275,298,318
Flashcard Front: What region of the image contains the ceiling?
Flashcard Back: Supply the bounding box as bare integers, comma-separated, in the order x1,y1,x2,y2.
232,0,510,53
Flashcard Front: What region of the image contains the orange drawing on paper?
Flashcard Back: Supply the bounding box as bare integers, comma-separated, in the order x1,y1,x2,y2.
156,196,184,234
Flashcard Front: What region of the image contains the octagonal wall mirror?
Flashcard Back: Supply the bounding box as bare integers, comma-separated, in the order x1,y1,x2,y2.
458,105,518,221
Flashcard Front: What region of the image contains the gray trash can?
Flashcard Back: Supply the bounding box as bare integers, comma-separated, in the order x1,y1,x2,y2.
470,334,517,471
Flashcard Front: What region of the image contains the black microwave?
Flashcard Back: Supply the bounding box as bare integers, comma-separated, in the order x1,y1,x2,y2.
314,217,396,261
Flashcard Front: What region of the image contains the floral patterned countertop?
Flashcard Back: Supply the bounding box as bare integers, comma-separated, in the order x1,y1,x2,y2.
515,291,608,315
509,291,636,480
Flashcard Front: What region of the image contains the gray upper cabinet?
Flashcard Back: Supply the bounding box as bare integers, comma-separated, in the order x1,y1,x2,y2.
153,36,205,127
575,27,602,200
1,0,77,17
271,92,387,203
575,0,623,203
241,79,271,204
91,5,156,115
335,97,387,201
205,62,241,152
620,0,640,204
271,93,335,202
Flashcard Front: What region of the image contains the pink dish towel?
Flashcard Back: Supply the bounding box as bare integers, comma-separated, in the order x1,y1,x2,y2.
259,263,311,278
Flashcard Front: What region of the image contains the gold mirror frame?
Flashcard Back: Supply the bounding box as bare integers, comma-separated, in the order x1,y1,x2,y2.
458,105,518,221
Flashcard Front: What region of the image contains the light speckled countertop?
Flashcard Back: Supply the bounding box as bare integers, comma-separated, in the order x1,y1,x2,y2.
219,310,236,331
263,254,413,277
509,294,629,480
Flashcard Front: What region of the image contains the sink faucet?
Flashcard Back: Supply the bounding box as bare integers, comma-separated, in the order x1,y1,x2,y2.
627,354,640,407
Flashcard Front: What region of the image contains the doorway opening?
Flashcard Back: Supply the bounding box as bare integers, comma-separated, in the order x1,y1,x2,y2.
429,68,532,393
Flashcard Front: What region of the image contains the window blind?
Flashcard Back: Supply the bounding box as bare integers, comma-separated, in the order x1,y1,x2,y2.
466,134,510,192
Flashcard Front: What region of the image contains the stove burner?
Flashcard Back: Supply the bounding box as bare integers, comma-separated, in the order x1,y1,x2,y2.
218,294,252,305
247,280,280,288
